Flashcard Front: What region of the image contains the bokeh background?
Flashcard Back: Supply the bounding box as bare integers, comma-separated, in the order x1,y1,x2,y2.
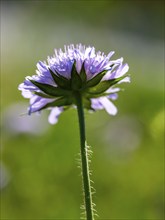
1,0,164,219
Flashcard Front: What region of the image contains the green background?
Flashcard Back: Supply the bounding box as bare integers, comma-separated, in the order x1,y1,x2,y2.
1,0,164,219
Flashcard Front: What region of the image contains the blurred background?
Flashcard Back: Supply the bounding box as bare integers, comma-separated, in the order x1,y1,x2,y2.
1,0,164,219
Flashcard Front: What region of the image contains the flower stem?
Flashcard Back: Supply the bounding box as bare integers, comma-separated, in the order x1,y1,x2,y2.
75,92,94,220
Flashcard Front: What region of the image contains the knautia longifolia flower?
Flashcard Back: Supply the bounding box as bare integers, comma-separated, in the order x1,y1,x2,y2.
18,44,130,124
18,44,130,219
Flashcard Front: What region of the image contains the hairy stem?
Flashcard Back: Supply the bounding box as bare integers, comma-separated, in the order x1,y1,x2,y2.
75,92,94,220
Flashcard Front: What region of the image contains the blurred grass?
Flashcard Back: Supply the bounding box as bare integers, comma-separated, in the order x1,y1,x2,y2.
1,0,164,219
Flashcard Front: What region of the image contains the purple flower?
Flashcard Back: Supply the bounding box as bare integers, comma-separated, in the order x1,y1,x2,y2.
18,44,130,124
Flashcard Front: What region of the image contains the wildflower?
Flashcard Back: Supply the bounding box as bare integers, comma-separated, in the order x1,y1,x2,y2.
18,44,130,124
18,44,130,220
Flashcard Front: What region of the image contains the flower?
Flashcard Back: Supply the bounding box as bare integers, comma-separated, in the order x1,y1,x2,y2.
18,44,130,124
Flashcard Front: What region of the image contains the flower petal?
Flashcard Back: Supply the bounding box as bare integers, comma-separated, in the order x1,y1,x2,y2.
108,93,118,100
99,97,117,115
48,107,63,124
91,98,104,110
29,96,54,114
110,63,129,79
117,76,131,84
21,90,33,98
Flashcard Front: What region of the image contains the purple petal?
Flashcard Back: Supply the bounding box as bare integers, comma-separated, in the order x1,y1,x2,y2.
29,96,55,114
18,79,36,91
48,107,63,124
108,93,118,100
37,61,48,72
75,58,83,73
18,80,39,98
21,90,33,98
117,76,131,84
99,97,117,115
91,98,104,110
110,63,129,79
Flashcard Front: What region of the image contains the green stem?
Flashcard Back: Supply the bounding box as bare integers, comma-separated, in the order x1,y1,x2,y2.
75,92,94,220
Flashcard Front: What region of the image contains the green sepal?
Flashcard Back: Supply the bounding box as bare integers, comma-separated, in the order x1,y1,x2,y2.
85,70,107,88
39,96,73,111
80,62,87,83
71,61,82,90
34,92,54,98
82,97,93,110
30,80,70,97
85,92,108,99
49,68,71,90
86,76,125,95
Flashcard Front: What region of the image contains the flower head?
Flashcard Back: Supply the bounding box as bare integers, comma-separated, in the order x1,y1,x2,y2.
18,44,130,124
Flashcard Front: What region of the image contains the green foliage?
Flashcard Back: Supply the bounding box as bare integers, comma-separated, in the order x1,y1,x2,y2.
71,61,82,90
80,62,87,83
85,70,107,88
31,80,69,97
49,69,71,90
86,76,125,95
